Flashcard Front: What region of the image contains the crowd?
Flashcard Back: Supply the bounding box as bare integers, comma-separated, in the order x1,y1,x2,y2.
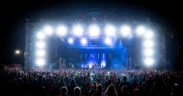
0,69,182,96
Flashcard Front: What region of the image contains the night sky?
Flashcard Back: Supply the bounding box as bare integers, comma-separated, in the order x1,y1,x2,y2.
1,0,183,70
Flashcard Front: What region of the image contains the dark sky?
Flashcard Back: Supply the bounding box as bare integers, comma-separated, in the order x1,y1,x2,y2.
1,0,183,70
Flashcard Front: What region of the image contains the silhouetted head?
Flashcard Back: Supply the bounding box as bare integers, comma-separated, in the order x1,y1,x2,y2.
74,87,81,96
97,84,103,92
105,84,118,96
123,76,127,82
60,87,68,96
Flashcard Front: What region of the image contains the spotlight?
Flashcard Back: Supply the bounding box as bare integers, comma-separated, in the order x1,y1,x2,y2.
120,25,131,37
105,38,112,45
105,25,116,37
144,58,154,66
80,38,87,45
88,62,93,69
36,32,45,39
144,30,154,39
143,49,154,56
36,41,45,48
101,60,106,68
56,26,67,37
89,25,100,37
36,50,46,57
143,40,154,48
36,58,45,67
136,26,146,36
44,26,53,35
68,38,74,44
15,50,20,55
73,25,84,37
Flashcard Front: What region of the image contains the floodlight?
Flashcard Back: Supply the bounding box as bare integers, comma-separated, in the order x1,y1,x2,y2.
57,26,67,36
36,41,45,48
120,25,131,37
136,26,146,36
73,25,84,37
36,32,45,39
89,25,100,37
105,38,112,45
144,58,154,66
143,40,154,48
36,58,45,67
144,30,154,39
105,25,116,37
36,50,46,57
68,38,74,44
44,26,53,35
143,49,154,56
80,38,87,45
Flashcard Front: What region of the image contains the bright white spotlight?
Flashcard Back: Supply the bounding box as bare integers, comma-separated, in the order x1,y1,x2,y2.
36,41,45,48
68,38,74,44
144,58,154,66
89,25,100,37
36,32,45,39
120,25,131,37
143,40,154,48
36,58,45,67
15,50,21,55
105,38,112,45
73,25,84,37
57,26,67,36
136,26,146,36
105,25,116,37
88,62,93,69
80,38,87,45
36,50,46,57
44,26,53,35
144,30,154,39
101,60,106,68
143,49,154,56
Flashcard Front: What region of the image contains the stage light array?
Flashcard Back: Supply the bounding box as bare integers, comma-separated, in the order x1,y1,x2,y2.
34,24,156,68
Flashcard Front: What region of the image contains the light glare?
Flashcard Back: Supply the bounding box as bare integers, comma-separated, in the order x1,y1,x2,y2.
36,32,45,39
144,30,154,39
143,40,154,48
101,60,106,68
136,26,145,35
89,25,100,37
120,25,131,37
36,58,45,67
36,50,46,57
144,58,154,66
105,38,112,45
36,41,45,48
105,25,116,37
68,38,74,44
15,50,20,55
44,26,53,35
144,49,154,56
80,38,87,45
73,25,84,37
57,26,67,36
